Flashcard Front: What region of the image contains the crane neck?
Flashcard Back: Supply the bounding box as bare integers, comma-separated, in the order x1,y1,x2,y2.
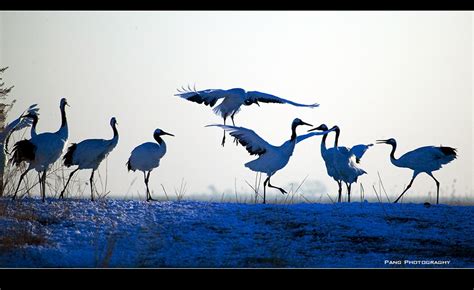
111,122,119,142
30,115,38,129
290,123,298,141
60,103,67,129
56,103,68,141
334,128,340,148
153,133,164,145
320,132,328,153
389,142,398,163
30,115,38,137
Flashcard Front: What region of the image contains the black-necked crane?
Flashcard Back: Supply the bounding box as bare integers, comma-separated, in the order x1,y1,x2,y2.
126,128,174,202
59,117,119,201
207,118,333,204
10,98,69,201
376,138,457,204
176,87,319,146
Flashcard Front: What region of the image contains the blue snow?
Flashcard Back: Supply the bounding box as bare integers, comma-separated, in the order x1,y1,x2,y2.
0,198,473,268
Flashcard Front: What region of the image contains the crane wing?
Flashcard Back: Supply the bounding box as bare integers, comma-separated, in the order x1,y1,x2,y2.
206,124,271,156
400,146,455,167
349,143,373,163
175,88,227,107
3,104,40,154
4,104,39,133
246,91,319,108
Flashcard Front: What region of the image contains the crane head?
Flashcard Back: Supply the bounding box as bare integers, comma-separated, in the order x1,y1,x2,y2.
110,117,118,126
154,128,175,137
376,138,396,145
292,118,312,128
307,124,328,132
60,97,70,108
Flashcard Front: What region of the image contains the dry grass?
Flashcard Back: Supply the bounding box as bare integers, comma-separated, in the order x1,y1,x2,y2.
94,233,118,268
0,225,47,251
0,201,49,251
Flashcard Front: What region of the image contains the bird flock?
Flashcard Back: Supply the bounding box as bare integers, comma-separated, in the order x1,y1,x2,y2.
3,87,458,204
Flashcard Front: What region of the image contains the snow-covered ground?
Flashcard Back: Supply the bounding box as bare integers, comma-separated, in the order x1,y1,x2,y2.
0,197,473,268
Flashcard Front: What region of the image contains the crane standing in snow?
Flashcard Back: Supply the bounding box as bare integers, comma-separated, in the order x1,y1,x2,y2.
60,117,119,201
207,118,333,204
126,128,174,202
11,98,69,201
176,87,319,146
300,124,343,202
0,104,39,196
302,124,372,202
328,126,372,203
376,138,457,204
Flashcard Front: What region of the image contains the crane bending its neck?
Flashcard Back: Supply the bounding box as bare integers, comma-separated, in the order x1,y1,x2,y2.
388,142,398,162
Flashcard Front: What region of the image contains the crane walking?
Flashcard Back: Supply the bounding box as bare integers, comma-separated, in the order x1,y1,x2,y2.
126,128,174,202
376,138,457,204
60,117,119,201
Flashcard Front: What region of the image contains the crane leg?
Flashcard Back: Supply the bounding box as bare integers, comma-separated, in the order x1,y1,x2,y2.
41,170,47,202
337,181,342,203
59,168,79,199
143,171,149,201
90,170,95,201
38,172,43,201
12,168,31,200
428,173,440,205
267,177,287,195
145,171,156,201
347,183,352,203
230,113,239,145
394,176,416,204
263,176,270,204
221,117,227,147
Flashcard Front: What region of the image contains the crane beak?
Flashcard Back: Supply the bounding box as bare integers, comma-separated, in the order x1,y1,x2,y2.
307,124,325,132
162,131,175,137
376,139,388,144
300,121,312,127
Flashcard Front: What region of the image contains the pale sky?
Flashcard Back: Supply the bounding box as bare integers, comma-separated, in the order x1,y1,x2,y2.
1,11,472,203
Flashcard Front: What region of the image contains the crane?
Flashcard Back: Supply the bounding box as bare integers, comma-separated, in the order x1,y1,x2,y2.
60,117,119,201
207,118,332,204
176,86,319,146
376,138,457,204
10,98,69,201
126,128,174,202
304,124,372,202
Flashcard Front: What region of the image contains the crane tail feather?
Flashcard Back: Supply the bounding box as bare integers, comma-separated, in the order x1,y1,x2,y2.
10,139,36,166
126,159,133,172
439,146,457,158
63,143,77,167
